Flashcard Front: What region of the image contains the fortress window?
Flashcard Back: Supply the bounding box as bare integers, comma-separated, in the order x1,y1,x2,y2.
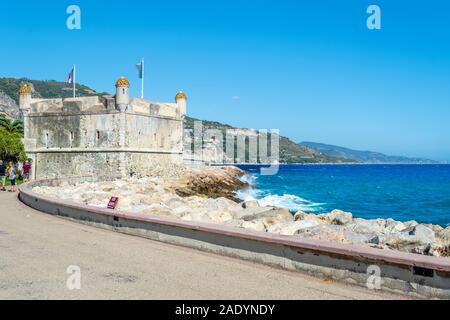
45,132,49,148
96,130,100,140
70,131,74,147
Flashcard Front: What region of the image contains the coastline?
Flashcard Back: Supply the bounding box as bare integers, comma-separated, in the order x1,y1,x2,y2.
235,163,450,227
30,165,450,258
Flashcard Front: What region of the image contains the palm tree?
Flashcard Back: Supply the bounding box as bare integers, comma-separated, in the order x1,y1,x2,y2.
0,115,24,135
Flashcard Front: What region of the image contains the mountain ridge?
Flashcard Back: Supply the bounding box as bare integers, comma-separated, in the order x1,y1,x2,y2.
302,141,439,164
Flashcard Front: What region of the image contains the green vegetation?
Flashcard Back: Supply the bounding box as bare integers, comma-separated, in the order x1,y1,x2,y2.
0,115,23,135
0,127,27,162
2,177,23,187
0,77,110,105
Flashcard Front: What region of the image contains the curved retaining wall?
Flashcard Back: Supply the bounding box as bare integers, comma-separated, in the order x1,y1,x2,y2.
19,176,450,299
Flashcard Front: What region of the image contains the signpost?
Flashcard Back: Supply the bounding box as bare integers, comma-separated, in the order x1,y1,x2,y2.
107,197,119,209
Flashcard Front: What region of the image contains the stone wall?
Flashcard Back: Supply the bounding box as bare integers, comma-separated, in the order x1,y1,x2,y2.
125,113,183,152
126,153,184,178
34,152,121,179
27,112,121,150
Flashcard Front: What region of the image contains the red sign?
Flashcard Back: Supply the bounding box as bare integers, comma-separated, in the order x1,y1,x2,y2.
107,197,119,209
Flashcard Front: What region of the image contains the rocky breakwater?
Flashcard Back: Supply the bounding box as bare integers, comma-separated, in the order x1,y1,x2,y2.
30,166,450,258
265,209,450,257
165,166,248,201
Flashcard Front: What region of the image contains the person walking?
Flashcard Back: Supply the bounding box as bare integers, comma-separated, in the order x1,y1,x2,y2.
22,160,31,182
0,160,6,191
7,161,17,193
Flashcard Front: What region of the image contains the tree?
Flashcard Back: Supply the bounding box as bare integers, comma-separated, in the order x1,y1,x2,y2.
0,115,24,135
0,127,27,162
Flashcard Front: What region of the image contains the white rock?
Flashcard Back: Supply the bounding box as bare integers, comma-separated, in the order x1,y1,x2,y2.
242,200,260,209
409,225,435,244
241,220,266,232
268,220,321,235
329,210,353,225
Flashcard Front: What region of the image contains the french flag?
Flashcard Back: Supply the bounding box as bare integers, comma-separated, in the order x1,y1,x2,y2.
67,68,74,85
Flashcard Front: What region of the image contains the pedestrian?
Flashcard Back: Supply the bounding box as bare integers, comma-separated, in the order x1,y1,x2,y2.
0,160,6,191
7,161,17,193
23,160,31,182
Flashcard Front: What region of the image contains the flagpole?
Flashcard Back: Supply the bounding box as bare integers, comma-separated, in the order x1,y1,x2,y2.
141,58,144,99
73,64,76,98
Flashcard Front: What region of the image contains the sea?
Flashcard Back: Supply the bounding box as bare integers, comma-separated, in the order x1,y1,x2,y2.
235,164,450,227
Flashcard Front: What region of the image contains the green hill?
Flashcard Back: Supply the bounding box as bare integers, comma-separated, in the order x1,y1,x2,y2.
302,141,439,164
0,77,108,105
184,116,353,164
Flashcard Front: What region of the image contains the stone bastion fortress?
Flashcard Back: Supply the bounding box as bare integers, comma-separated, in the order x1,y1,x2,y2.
17,77,187,180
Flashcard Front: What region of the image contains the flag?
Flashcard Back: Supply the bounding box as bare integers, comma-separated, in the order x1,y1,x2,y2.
136,60,143,79
67,68,74,85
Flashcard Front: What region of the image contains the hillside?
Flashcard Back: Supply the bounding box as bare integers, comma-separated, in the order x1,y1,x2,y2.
302,141,439,164
0,77,108,117
184,117,351,164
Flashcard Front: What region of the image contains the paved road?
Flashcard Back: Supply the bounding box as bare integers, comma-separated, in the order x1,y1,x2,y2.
0,192,408,300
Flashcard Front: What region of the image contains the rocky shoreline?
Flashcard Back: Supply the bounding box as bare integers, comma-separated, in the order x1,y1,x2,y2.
31,166,450,258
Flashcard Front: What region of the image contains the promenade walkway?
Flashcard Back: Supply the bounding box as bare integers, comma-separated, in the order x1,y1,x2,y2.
0,192,408,299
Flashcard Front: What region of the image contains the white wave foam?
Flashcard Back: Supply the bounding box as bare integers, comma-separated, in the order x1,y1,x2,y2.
237,172,324,212
257,194,324,212
236,188,324,213
239,173,257,185
235,188,260,202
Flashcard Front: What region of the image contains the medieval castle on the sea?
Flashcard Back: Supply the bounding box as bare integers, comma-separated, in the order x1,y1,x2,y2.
18,77,186,180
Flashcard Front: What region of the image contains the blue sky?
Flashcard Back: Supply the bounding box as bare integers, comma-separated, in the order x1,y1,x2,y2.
1,0,449,161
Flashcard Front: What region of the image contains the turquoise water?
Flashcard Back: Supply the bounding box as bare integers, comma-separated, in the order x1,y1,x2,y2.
236,164,450,227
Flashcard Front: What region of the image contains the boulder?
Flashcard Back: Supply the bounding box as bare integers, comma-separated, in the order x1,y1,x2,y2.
242,200,260,209
347,218,386,235
241,220,266,232
161,197,186,209
436,228,450,243
293,210,307,221
295,225,378,245
237,207,294,229
384,219,407,233
180,211,212,223
140,205,174,218
430,245,450,257
267,220,321,236
329,210,353,225
294,211,328,225
172,205,194,217
409,225,435,244
206,210,234,223
223,219,244,228
379,233,432,255
204,197,240,213
422,223,444,234
403,220,419,230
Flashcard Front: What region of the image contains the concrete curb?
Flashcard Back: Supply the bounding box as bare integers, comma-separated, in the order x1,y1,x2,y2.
19,176,450,299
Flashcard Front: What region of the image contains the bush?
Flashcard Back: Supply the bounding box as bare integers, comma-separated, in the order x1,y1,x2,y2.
0,127,27,162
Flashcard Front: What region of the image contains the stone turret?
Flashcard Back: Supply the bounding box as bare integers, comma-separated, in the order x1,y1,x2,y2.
19,84,32,112
115,76,129,109
175,91,187,117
